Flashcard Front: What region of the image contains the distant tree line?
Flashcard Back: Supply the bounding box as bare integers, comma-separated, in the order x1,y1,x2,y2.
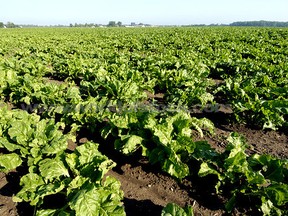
0,21,19,28
70,23,100,27
2,20,288,28
230,20,288,27
68,21,123,27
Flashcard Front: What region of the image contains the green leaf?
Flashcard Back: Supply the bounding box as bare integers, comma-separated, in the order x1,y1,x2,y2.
170,111,191,136
193,141,219,161
39,157,70,182
14,172,66,206
109,113,138,129
225,194,236,213
67,142,116,182
226,132,247,152
0,137,24,156
36,209,71,216
65,153,80,176
35,181,66,204
13,173,45,205
41,134,68,155
260,197,283,216
162,152,190,179
153,123,173,146
0,153,22,172
198,162,220,178
36,209,58,216
100,125,113,139
115,135,145,155
8,121,33,146
224,133,249,179
161,203,194,216
68,176,88,191
76,142,102,165
69,178,125,216
249,154,287,182
265,184,288,206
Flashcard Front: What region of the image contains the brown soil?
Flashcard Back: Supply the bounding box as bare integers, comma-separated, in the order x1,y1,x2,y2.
107,160,226,216
0,172,18,216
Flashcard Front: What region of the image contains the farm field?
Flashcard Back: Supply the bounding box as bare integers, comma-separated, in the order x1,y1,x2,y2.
0,27,287,216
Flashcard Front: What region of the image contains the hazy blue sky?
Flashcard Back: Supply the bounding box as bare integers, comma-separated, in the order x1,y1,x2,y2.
1,0,287,25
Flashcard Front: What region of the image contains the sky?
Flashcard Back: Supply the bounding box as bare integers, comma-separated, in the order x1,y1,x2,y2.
0,0,287,25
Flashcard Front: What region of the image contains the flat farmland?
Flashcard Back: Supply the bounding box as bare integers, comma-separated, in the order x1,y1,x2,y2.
0,27,287,215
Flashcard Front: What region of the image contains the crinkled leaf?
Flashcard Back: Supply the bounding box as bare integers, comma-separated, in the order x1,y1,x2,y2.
69,177,125,216
109,113,138,129
76,142,102,165
40,121,68,155
115,135,144,155
41,134,68,155
198,162,220,178
260,197,283,216
13,173,45,205
0,153,22,172
170,111,192,136
249,154,288,182
175,135,196,154
162,151,190,179
65,153,80,176
265,184,288,206
0,137,28,154
153,123,173,146
14,175,66,206
80,159,115,182
68,176,88,191
67,142,116,181
100,125,113,139
190,117,214,137
8,121,33,146
33,181,66,205
39,157,70,182
226,132,248,152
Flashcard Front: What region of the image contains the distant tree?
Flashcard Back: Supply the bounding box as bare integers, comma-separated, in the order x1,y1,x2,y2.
0,22,4,28
69,23,73,27
108,21,116,27
117,21,122,27
6,22,16,28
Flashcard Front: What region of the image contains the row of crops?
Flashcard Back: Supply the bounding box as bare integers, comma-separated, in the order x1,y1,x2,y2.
0,27,287,215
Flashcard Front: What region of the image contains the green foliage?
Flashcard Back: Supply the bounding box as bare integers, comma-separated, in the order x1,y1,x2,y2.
161,203,194,216
0,153,22,172
0,106,124,215
102,109,214,179
12,141,125,215
198,133,288,214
